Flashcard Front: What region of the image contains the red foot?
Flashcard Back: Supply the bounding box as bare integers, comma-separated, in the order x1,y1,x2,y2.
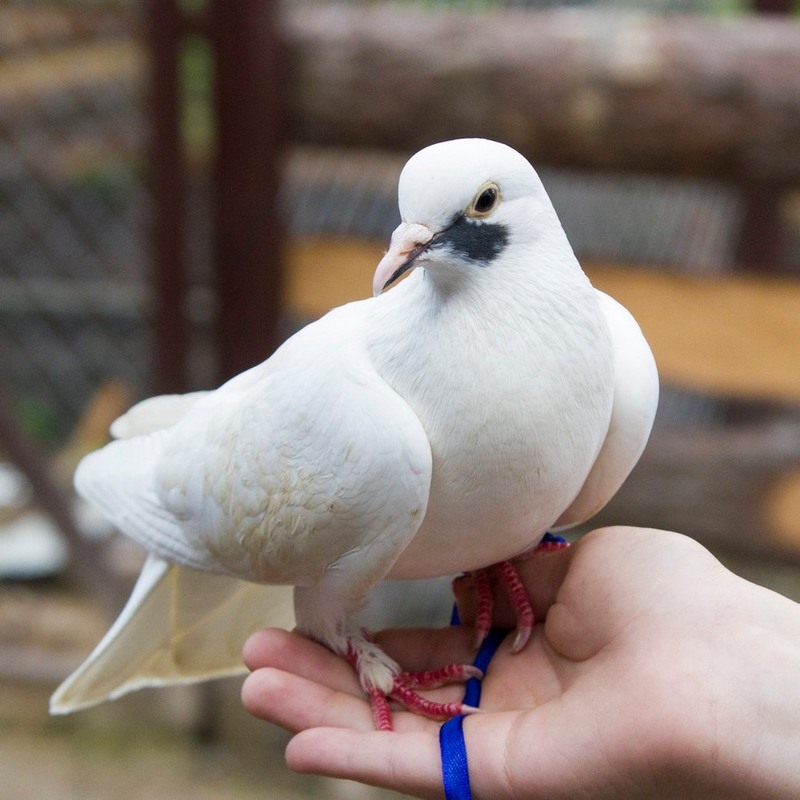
394,662,482,690
368,688,393,731
348,645,482,731
373,664,480,731
387,671,480,728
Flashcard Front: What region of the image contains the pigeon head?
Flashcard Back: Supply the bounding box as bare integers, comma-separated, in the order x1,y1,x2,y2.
373,139,558,296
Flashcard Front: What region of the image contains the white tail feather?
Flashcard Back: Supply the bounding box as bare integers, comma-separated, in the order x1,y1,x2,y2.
50,555,295,713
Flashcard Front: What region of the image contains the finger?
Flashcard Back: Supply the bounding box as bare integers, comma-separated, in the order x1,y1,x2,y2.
454,545,574,627
241,667,375,733
460,710,556,799
374,625,477,671
463,703,644,800
243,628,362,696
286,728,444,800
285,712,569,799
286,706,621,800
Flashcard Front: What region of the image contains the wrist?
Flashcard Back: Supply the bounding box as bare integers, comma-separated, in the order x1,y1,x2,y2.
681,580,800,799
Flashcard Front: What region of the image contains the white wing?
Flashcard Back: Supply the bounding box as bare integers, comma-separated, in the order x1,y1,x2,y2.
75,302,433,584
50,555,294,713
554,291,659,529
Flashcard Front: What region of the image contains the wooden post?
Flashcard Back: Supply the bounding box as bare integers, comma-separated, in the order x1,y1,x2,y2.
147,0,190,393
735,0,794,271
209,0,286,383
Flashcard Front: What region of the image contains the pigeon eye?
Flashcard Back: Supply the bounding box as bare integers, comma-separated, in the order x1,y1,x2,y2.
470,184,500,217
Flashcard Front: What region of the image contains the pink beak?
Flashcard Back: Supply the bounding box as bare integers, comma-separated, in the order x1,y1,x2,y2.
372,222,435,297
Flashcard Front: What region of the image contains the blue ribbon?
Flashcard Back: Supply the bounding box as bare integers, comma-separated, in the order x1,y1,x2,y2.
463,627,506,707
440,714,472,800
441,534,566,798
439,628,507,800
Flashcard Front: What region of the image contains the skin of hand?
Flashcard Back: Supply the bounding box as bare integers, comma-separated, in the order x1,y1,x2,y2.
241,526,800,799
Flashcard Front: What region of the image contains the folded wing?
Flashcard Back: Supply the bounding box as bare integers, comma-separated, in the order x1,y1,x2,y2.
554,291,659,529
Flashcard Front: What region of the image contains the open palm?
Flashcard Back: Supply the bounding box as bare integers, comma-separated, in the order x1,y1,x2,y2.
242,526,799,799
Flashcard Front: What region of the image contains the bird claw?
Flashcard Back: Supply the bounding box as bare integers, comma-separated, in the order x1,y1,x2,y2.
473,568,494,649
395,662,483,690
385,672,481,730
494,558,534,648
347,638,482,731
468,558,533,652
353,535,571,730
368,670,482,731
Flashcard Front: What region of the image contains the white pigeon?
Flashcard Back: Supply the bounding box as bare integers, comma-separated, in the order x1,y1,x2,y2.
50,139,658,726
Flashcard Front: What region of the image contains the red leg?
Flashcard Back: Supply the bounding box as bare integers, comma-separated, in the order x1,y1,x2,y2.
368,687,393,732
464,534,571,654
493,559,534,652
396,662,482,690
473,568,493,648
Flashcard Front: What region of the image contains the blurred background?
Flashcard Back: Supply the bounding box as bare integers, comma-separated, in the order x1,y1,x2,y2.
1,1,799,797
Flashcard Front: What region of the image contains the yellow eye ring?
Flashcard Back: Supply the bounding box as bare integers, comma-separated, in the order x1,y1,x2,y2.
467,182,501,218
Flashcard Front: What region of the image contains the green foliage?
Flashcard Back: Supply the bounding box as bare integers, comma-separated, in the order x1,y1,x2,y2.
15,397,62,449
181,34,215,162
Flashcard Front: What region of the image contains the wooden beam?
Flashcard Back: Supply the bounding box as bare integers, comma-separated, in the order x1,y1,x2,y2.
284,6,800,187
585,265,800,405
590,422,800,562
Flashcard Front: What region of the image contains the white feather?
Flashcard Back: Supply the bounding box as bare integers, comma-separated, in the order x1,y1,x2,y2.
50,555,294,713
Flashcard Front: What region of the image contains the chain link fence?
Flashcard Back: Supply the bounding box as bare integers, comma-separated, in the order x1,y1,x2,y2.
0,3,148,442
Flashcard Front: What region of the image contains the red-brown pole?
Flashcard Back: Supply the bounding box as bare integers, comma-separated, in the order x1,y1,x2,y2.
147,0,190,393
736,0,793,270
209,0,286,382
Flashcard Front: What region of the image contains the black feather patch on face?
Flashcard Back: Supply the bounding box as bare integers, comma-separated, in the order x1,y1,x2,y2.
432,215,509,265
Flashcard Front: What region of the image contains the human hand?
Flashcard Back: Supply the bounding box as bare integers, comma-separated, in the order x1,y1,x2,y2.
241,526,800,799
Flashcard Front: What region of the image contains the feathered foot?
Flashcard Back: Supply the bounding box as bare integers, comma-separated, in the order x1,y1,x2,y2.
345,638,481,731
469,533,570,652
